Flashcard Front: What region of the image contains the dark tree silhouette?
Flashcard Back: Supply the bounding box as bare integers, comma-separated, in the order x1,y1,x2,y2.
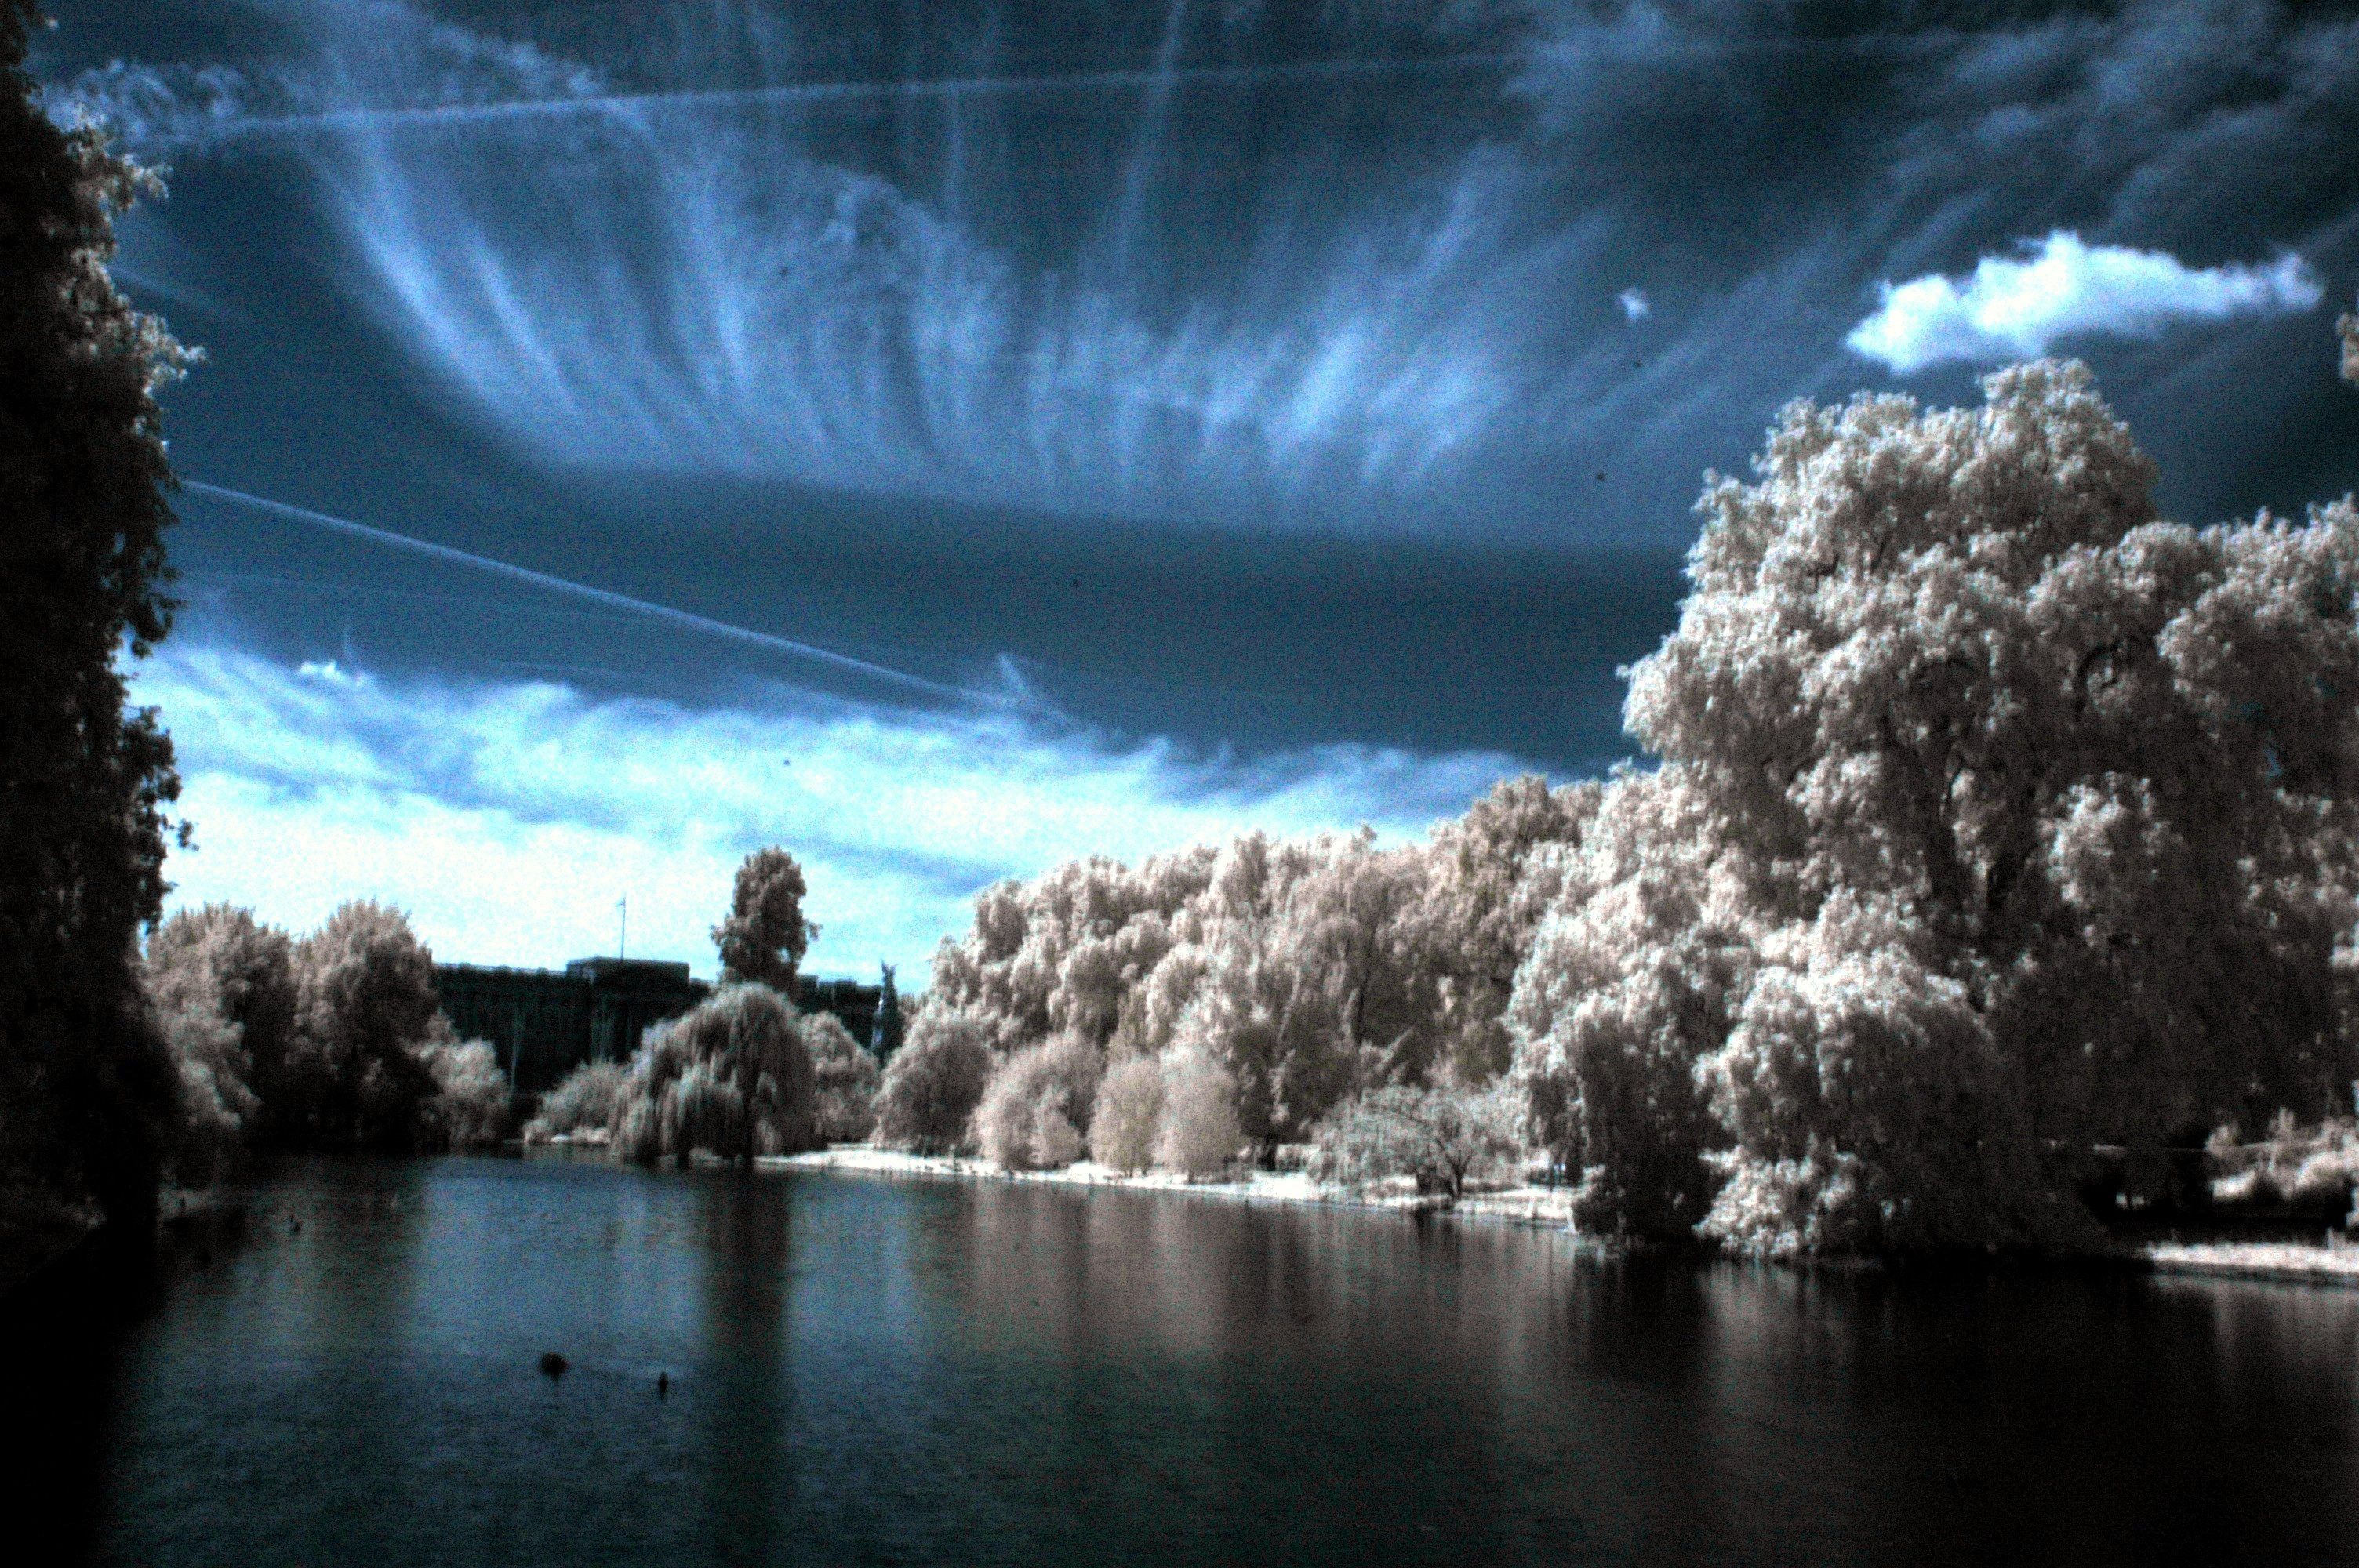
712,847,818,995
0,0,195,1227
870,962,903,1061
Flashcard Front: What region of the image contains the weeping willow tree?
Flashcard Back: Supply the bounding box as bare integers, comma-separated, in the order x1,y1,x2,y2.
611,985,819,1166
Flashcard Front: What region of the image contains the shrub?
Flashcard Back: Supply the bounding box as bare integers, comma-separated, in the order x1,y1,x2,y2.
976,1033,1104,1171
524,1061,628,1143
872,1007,994,1153
608,984,816,1166
423,1036,511,1152
1089,1056,1166,1173
1310,1083,1523,1203
1155,1051,1241,1180
807,1012,881,1142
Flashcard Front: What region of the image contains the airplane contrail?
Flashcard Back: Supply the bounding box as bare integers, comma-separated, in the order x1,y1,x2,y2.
141,53,1514,146
181,480,970,703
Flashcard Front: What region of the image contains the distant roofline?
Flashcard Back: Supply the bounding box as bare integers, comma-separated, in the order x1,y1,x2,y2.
434,958,881,989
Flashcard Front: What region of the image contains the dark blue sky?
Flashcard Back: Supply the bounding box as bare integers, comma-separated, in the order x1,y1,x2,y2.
41,0,2359,976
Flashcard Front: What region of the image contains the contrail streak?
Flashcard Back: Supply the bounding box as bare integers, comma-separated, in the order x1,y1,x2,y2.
157,52,1514,145
181,480,969,703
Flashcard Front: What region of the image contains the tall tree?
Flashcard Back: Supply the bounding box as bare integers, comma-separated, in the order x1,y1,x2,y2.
712,847,818,994
0,0,194,1225
1516,361,2359,1254
284,902,443,1153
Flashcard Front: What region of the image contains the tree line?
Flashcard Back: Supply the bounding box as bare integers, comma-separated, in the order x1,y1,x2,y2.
850,339,2359,1256
144,902,511,1183
9,0,2359,1258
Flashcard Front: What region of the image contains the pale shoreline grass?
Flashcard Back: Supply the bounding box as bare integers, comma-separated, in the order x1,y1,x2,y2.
528,1138,2359,1285
2131,1239,2359,1287
759,1142,1582,1228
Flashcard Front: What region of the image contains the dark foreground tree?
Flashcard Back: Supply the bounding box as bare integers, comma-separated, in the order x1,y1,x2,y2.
870,962,903,1061
712,847,818,995
0,0,197,1227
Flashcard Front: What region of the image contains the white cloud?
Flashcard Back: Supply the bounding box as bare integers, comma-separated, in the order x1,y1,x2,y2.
1847,231,2323,374
1617,287,1648,321
136,644,1526,987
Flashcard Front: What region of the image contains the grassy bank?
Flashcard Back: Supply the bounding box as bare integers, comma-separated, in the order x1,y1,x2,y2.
729,1142,2359,1285
756,1143,1586,1228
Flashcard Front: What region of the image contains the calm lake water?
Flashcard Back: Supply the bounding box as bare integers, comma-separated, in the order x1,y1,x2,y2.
20,1155,2359,1565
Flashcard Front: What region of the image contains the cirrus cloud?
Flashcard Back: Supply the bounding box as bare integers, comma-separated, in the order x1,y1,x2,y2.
1847,231,2324,375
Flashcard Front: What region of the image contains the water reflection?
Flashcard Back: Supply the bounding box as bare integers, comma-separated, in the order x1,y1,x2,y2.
38,1158,2359,1566
696,1173,792,1560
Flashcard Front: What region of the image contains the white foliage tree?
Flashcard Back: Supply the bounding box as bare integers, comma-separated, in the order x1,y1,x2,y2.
806,1011,881,1142
422,1036,510,1152
929,848,1219,1054
1514,360,2359,1253
1154,1050,1242,1180
1507,766,1749,1238
1089,1055,1167,1173
1308,1082,1524,1203
973,1033,1103,1171
872,1004,994,1153
931,828,1448,1153
1411,774,1601,1084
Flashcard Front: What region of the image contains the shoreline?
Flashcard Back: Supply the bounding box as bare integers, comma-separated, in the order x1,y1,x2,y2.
758,1143,1585,1229
746,1144,2359,1287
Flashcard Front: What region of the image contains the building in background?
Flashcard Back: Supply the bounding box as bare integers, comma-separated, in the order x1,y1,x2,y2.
437,958,882,1094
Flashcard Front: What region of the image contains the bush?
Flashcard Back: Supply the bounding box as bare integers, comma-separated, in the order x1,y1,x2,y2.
1089,1056,1167,1173
976,1033,1104,1171
423,1036,511,1152
608,984,816,1166
1155,1051,1241,1180
1310,1084,1523,1203
807,1013,881,1143
872,1007,994,1153
524,1061,628,1143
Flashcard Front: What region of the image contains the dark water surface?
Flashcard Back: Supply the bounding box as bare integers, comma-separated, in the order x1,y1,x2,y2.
24,1156,2359,1565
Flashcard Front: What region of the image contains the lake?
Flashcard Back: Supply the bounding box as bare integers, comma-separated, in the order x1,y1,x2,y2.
20,1155,2359,1565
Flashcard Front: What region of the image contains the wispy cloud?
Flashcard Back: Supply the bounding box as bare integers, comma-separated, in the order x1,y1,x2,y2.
45,0,2359,554
136,642,1524,984
1847,231,2323,374
53,3,1552,529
